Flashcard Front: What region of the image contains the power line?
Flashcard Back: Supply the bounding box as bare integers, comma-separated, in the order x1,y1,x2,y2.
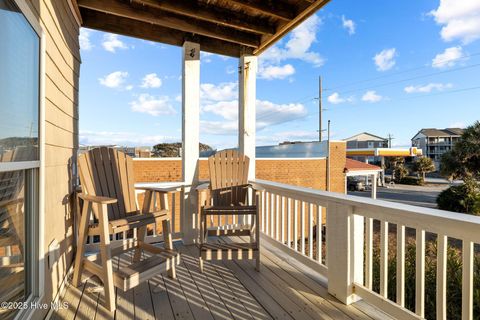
324,51,480,92
258,85,480,126
327,63,480,96
396,84,480,101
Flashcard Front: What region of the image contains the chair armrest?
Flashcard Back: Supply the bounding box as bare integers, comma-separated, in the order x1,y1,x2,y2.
77,193,118,204
134,186,169,194
195,183,210,192
249,183,265,192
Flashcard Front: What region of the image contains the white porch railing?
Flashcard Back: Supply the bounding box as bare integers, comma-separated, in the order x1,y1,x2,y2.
252,179,480,320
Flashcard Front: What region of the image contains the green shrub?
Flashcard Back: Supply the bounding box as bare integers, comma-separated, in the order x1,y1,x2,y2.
437,180,480,215
371,239,480,320
399,176,424,185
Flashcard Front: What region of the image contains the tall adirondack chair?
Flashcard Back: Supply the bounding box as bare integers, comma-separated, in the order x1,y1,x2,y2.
197,150,263,272
72,147,179,312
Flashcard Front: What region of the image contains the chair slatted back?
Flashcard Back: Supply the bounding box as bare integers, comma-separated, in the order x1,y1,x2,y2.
78,147,137,220
208,150,249,206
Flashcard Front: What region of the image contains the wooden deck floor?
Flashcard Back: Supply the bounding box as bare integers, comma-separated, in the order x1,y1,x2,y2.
51,237,393,320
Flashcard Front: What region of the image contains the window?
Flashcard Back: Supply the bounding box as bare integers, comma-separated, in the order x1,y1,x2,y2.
0,0,41,317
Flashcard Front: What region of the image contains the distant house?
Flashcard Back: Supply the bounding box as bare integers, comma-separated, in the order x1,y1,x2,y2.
343,132,389,164
411,128,464,167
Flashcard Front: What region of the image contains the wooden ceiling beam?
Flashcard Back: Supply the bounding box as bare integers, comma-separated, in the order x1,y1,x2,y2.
130,0,276,35
80,9,252,57
78,0,260,48
227,0,296,22
254,0,331,55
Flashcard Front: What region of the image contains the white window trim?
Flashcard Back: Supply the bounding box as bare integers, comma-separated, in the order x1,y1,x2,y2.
0,1,46,319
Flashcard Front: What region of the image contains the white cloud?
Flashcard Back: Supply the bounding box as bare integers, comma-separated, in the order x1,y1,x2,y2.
99,71,129,89
201,99,308,135
141,73,162,88
200,82,237,102
327,92,354,104
80,130,178,146
362,90,383,103
130,94,176,116
430,0,480,44
201,120,238,135
199,82,308,135
432,46,465,68
341,15,356,35
226,65,236,75
404,83,453,93
256,100,307,130
79,29,93,51
373,48,397,71
261,15,324,67
203,100,237,120
201,52,213,63
258,14,324,81
258,64,295,80
102,34,128,53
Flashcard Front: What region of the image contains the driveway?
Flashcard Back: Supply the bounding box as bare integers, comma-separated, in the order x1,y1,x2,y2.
348,184,449,209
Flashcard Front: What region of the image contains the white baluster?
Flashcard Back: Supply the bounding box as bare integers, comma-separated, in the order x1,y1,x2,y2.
396,224,405,307
437,234,447,320
415,229,425,317
380,221,388,298
462,240,474,320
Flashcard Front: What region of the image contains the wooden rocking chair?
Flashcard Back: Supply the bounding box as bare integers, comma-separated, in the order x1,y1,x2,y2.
197,150,263,272
72,147,179,311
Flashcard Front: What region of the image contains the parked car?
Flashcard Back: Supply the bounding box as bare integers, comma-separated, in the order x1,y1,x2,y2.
347,177,365,191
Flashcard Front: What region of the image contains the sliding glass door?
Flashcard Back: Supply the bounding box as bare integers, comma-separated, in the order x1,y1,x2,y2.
0,0,40,318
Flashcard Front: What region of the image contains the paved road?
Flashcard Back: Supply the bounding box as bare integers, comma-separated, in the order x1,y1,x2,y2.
348,184,448,209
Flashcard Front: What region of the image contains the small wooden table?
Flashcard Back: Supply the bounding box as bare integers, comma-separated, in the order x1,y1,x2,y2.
135,182,185,236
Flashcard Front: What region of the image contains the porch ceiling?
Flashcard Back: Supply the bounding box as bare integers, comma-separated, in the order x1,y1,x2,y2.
75,0,331,57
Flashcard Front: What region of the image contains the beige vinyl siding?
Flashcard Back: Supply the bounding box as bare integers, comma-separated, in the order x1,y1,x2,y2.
24,0,80,317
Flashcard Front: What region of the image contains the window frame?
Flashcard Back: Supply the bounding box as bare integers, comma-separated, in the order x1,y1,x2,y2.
0,0,46,318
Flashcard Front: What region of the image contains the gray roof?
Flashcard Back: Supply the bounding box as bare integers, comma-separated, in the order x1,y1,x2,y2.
343,132,387,142
414,128,464,138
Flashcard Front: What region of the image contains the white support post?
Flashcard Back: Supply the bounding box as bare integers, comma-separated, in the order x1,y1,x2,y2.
181,41,200,245
327,203,364,304
371,173,377,199
239,54,257,180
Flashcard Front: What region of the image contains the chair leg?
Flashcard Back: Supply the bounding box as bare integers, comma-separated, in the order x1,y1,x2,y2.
199,210,206,273
133,225,147,262
256,255,261,272
98,203,116,312
162,219,176,279
72,202,92,287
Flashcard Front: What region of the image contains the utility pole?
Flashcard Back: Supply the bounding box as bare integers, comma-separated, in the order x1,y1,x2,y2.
387,133,394,148
326,119,331,191
318,76,323,142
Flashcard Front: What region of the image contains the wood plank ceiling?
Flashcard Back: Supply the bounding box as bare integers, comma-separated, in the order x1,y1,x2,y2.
76,0,331,57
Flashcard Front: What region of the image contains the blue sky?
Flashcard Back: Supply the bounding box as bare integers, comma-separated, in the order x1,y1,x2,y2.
78,0,480,149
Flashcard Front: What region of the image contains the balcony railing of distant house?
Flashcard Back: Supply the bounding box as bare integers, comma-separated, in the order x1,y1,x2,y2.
252,179,480,320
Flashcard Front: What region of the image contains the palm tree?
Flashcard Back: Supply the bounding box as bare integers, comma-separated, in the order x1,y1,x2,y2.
413,157,436,181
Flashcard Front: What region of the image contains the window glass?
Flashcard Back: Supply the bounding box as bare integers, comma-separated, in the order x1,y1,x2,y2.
0,170,28,317
0,0,39,162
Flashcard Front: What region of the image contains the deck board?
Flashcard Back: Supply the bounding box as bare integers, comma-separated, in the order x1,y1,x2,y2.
52,239,391,320
177,245,239,320
228,236,374,320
